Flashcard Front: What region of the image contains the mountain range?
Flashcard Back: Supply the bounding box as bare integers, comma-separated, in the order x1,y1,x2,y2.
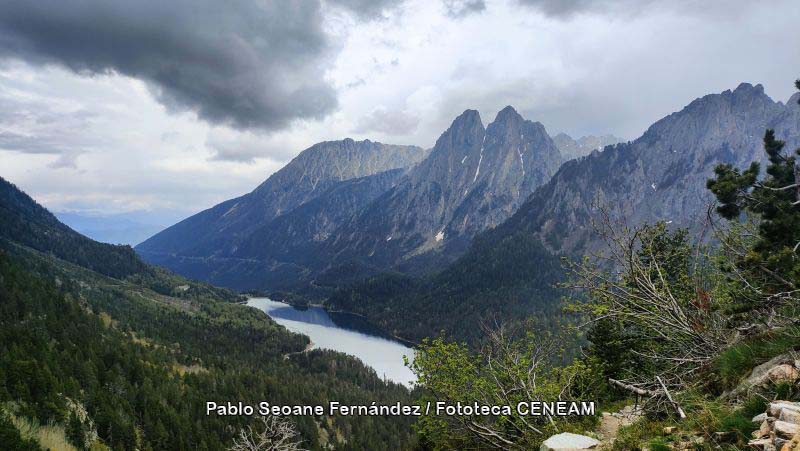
327,82,800,343
136,82,800,341
138,107,570,292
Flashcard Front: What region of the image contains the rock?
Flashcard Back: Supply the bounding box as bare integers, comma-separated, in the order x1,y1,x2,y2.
539,432,600,450
768,365,800,384
780,434,800,450
774,420,799,438
663,426,677,434
781,408,800,424
731,355,800,397
750,438,776,450
754,413,769,423
769,402,800,418
753,419,771,439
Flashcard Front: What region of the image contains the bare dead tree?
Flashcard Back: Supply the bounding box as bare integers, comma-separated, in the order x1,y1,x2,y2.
564,207,734,415
229,415,305,451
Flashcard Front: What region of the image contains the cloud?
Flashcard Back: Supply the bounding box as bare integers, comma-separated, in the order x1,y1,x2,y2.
354,107,420,135
442,0,486,18
48,151,83,169
0,0,376,132
514,0,753,18
328,0,405,19
205,127,301,164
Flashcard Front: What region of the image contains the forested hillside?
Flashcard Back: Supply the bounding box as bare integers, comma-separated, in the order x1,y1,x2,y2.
0,177,416,450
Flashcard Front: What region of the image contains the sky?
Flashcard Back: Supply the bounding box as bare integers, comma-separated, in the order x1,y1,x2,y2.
0,0,798,226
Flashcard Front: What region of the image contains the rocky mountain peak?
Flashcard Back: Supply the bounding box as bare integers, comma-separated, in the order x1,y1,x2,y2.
493,105,523,124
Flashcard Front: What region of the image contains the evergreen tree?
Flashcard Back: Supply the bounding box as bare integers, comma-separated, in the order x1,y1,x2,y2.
707,79,800,293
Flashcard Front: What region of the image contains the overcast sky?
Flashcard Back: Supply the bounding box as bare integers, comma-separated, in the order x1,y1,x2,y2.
1,0,798,223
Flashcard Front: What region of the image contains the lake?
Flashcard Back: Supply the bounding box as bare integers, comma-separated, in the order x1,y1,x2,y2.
247,298,416,387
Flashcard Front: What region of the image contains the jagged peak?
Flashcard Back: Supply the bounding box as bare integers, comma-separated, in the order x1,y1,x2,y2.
733,82,765,95
493,105,523,123
440,109,485,137
788,92,800,106
453,109,483,125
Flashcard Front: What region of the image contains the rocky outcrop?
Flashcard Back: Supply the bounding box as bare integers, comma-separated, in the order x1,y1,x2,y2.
750,401,800,450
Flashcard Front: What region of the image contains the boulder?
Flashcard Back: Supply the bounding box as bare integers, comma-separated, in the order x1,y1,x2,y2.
781,408,800,424
774,420,799,439
730,354,800,398
769,402,800,418
754,413,769,423
540,432,600,450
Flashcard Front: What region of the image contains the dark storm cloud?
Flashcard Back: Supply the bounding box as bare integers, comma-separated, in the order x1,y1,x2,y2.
0,0,389,131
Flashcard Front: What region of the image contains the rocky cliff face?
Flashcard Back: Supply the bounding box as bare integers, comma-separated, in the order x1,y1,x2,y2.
322,106,563,271
136,139,425,258
552,133,624,160
501,83,800,255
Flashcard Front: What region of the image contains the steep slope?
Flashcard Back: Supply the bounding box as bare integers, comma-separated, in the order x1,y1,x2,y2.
322,106,563,274
328,83,800,344
145,168,410,290
552,133,625,160
136,139,424,258
0,176,147,278
0,177,416,450
506,82,799,255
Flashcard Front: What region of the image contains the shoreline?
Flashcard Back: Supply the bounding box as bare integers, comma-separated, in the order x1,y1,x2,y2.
246,296,418,348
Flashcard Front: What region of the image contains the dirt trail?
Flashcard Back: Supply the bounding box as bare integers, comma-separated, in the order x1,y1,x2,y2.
597,405,641,447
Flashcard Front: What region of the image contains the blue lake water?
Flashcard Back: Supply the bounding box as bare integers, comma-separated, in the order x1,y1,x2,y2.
247,298,416,387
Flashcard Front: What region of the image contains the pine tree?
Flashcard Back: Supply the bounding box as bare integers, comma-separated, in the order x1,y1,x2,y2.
707,79,800,293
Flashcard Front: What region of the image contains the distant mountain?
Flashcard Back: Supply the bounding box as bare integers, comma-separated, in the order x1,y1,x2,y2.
136,139,425,288
56,211,181,246
552,133,624,160
328,83,800,344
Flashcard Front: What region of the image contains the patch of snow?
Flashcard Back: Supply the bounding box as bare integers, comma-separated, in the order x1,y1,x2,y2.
473,135,486,183
222,202,239,218
435,230,445,242
461,155,468,164
386,235,392,241
517,147,525,177
651,182,657,191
